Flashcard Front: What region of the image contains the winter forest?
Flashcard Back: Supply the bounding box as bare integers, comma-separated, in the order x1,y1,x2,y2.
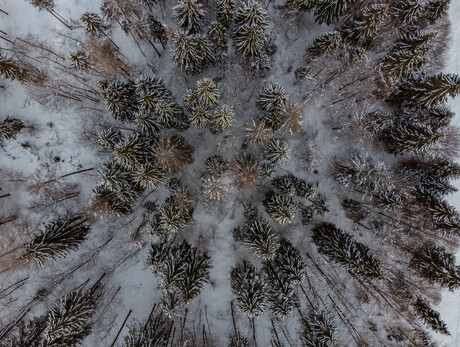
1,0,460,345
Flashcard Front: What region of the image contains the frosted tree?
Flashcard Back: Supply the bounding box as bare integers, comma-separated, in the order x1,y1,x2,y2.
272,175,296,196
391,0,424,25
0,117,25,141
43,286,101,346
0,315,47,347
193,34,217,70
97,160,131,189
113,133,149,170
376,190,403,211
230,260,267,318
172,31,198,73
29,0,54,10
306,31,342,61
195,77,220,108
135,112,162,135
245,119,271,146
274,238,307,284
148,15,168,49
209,21,229,51
263,261,296,317
0,54,27,81
264,138,290,164
312,222,383,280
385,123,443,155
286,0,317,12
217,0,236,27
314,0,353,26
299,309,338,347
263,192,297,224
69,51,90,71
121,313,170,347
174,0,204,33
133,162,167,189
344,4,388,46
205,155,227,177
414,297,450,335
234,217,280,260
19,217,90,267
202,176,230,202
158,195,194,232
100,80,138,122
383,49,428,79
191,107,212,128
81,12,106,37
98,127,121,150
151,135,194,173
213,105,235,130
394,73,460,108
426,0,450,23
228,333,250,347
396,30,436,52
256,82,287,112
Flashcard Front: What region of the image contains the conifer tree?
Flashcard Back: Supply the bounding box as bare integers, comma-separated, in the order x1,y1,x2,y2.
228,333,250,347
98,127,121,150
272,175,296,196
295,178,315,199
213,105,235,130
245,119,272,146
314,0,353,26
306,31,342,61
312,222,383,280
191,107,213,128
383,48,428,79
172,31,198,73
113,133,149,170
412,246,460,291
174,0,204,33
264,138,290,164
158,195,194,232
395,73,460,108
376,190,403,210
414,297,450,335
256,82,287,112
19,217,90,267
81,12,106,37
135,112,162,135
0,117,25,141
43,286,101,346
299,309,337,347
310,193,331,216
133,162,167,189
1,315,47,347
234,217,280,260
97,160,131,189
195,77,220,108
263,192,297,224
151,134,194,173
294,66,311,82
426,0,450,23
217,0,236,27
121,313,170,347
209,21,228,51
263,261,296,317
192,34,217,70
344,4,388,46
392,0,424,25
0,54,27,81
100,80,138,122
69,51,90,71
274,238,307,284
286,0,317,12
396,30,436,52
386,122,443,155
148,15,168,49
205,155,227,177
230,260,267,318
29,0,54,10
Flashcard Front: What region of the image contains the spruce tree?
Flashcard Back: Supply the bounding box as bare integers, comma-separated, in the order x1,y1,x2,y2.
306,31,342,61
213,105,235,130
135,112,162,135
230,260,267,318
195,77,220,108
272,175,296,196
376,190,403,210
264,138,290,164
392,0,424,25
310,193,331,216
97,160,131,189
217,0,236,27
286,0,317,12
299,309,337,347
43,286,101,346
192,34,217,70
314,0,353,26
29,0,54,10
228,333,250,347
174,0,204,33
209,21,229,52
172,31,198,73
205,155,227,177
312,222,383,280
263,192,297,224
191,107,213,128
386,122,443,155
0,117,25,141
414,297,450,335
98,127,121,150
100,80,138,122
113,133,149,170
121,313,170,347
19,217,90,267
81,12,105,37
395,73,460,108
426,0,450,23
263,261,296,317
257,82,287,112
133,162,167,189
148,15,168,49
235,217,280,260
274,238,307,284
344,4,388,46
0,54,27,81
412,246,460,291
383,48,428,79
396,30,436,52
69,51,90,71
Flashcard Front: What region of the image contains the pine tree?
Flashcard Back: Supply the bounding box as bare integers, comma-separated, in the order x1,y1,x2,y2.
192,34,217,70
412,246,460,290
151,135,194,173
195,77,220,108
263,261,296,317
148,15,168,49
100,80,138,122
274,238,307,284
395,73,460,108
1,315,47,347
426,0,450,23
392,0,424,25
256,82,287,112
81,12,106,37
235,217,280,260
113,133,149,170
386,122,443,155
344,4,388,46
294,178,315,199
205,155,227,177
286,0,317,12
294,66,311,82
310,193,331,216
158,195,194,232
217,0,236,27
43,286,101,346
299,309,337,347
19,217,90,267
121,313,170,347
414,297,450,335
230,260,267,318
213,105,235,130
133,162,167,189
0,54,27,81
264,138,290,164
174,0,204,33
0,117,25,141
263,192,297,224
312,222,383,280
202,176,230,201
69,51,90,70
314,0,353,26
